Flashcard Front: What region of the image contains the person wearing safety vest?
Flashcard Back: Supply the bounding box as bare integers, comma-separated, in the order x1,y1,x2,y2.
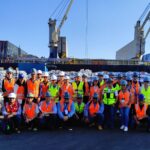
90,77,100,101
39,72,50,101
37,70,43,83
2,93,21,134
26,68,40,103
57,71,65,88
140,77,150,105
99,74,109,100
74,94,85,125
103,78,118,129
57,92,75,130
23,93,39,131
132,72,140,99
113,74,122,92
82,73,90,104
39,92,57,130
48,75,59,103
97,72,104,88
2,68,15,104
132,94,150,132
118,80,131,132
72,73,85,100
14,73,26,108
84,93,104,130
59,76,74,99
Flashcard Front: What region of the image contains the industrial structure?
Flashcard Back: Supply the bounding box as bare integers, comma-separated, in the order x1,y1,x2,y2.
116,3,150,60
48,0,74,59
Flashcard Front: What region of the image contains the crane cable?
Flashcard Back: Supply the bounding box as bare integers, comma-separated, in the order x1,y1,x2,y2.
85,0,89,58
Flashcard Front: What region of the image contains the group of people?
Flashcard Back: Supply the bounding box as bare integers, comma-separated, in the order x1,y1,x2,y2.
0,67,150,134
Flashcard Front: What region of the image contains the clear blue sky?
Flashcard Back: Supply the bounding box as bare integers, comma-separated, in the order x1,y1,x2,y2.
0,0,149,59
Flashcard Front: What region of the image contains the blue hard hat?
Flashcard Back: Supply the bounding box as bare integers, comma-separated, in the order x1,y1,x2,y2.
93,93,98,99
133,72,138,78
109,72,114,76
18,73,24,79
120,80,127,86
107,78,113,84
64,92,70,99
138,94,145,101
46,92,51,97
144,77,150,82
117,74,123,79
7,68,13,73
126,76,132,81
98,72,103,76
93,76,99,81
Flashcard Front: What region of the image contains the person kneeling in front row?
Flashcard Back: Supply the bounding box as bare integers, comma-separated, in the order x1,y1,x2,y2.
84,93,104,130
57,92,76,130
39,92,57,130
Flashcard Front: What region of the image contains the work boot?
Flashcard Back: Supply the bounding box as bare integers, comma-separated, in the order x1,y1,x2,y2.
98,125,103,131
123,126,128,132
120,125,125,130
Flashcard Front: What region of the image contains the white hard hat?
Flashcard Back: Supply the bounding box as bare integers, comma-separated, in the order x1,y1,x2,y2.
59,71,65,76
103,74,109,79
37,70,42,74
64,76,70,80
43,72,49,77
8,93,16,99
51,75,57,80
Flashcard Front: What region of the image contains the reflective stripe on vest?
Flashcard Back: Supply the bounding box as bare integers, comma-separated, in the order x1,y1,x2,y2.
89,102,100,116
103,87,116,105
72,81,84,97
40,101,54,113
24,103,37,119
141,86,150,105
135,104,148,120
27,79,39,98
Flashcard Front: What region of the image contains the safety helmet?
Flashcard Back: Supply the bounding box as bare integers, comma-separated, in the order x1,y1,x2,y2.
59,71,65,76
120,80,127,86
144,77,150,82
43,72,49,77
8,93,16,99
31,68,37,74
51,75,57,80
138,94,145,101
18,73,24,79
37,70,42,74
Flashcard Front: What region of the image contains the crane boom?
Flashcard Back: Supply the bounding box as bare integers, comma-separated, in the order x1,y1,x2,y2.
58,0,74,33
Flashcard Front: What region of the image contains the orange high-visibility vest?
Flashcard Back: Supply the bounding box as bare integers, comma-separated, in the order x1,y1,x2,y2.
40,82,49,98
89,102,100,116
3,78,15,95
84,82,89,96
24,103,37,119
5,101,19,113
17,85,25,100
27,79,39,98
90,86,100,98
60,99,72,112
60,84,74,98
118,90,130,108
128,87,136,104
135,104,148,120
132,82,140,95
40,101,55,113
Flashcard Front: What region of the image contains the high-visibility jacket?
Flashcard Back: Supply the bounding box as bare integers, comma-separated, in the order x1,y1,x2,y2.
141,86,150,105
100,83,106,100
89,102,100,116
27,79,40,98
103,87,116,105
3,78,15,96
90,86,100,99
48,84,59,102
132,82,140,95
115,83,121,91
72,81,84,97
40,82,50,99
24,103,37,119
99,80,104,87
135,104,148,120
16,85,25,100
118,90,130,108
127,86,136,104
5,101,19,113
60,99,73,112
75,102,85,114
84,81,89,96
60,83,74,98
40,101,55,113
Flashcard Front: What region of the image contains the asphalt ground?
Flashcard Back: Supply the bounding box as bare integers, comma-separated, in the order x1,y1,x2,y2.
0,127,149,150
